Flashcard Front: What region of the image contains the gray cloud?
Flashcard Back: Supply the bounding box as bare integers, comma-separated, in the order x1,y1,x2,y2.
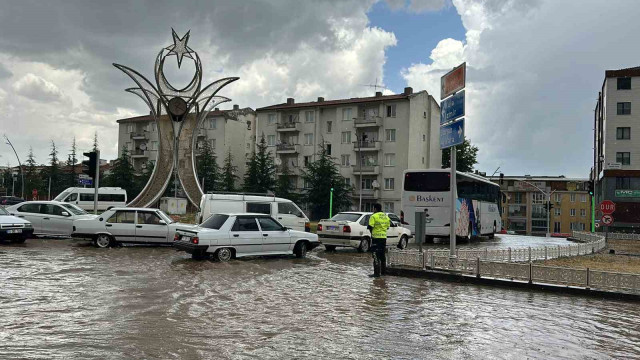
12,73,64,102
0,63,11,79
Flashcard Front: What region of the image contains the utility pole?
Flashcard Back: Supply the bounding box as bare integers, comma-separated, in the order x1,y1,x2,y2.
4,135,24,199
358,133,363,211
449,147,457,257
94,150,100,214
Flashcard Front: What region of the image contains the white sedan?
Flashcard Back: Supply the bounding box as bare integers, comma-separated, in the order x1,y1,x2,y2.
72,207,191,248
173,213,320,261
6,201,97,237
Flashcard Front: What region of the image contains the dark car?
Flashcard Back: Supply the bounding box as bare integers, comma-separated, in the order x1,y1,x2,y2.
0,196,25,206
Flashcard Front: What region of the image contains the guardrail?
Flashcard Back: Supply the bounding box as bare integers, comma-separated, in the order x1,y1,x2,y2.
388,231,640,294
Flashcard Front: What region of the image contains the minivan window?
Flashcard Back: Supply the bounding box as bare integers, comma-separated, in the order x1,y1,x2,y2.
66,193,78,202
98,194,126,202
201,214,228,229
278,202,304,218
55,191,70,201
80,193,94,202
246,202,271,215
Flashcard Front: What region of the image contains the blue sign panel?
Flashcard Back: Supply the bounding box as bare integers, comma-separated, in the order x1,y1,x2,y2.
440,90,465,125
440,118,465,149
78,178,93,186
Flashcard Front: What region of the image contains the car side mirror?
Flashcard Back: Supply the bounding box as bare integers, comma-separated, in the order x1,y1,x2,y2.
99,217,103,221
61,211,70,217
159,220,167,225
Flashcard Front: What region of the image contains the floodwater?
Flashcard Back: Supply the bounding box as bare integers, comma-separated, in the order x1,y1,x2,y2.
1,236,639,359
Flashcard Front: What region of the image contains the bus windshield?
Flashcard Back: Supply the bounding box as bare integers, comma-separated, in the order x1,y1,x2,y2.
404,172,450,192
55,191,70,201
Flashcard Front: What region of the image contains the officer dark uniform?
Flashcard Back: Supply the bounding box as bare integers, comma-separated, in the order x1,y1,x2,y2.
368,203,390,277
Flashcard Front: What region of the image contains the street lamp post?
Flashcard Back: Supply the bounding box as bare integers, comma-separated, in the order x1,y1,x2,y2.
4,135,24,199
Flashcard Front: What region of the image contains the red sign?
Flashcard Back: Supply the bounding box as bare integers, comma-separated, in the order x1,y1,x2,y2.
601,214,614,226
441,62,466,100
599,200,616,215
32,189,38,200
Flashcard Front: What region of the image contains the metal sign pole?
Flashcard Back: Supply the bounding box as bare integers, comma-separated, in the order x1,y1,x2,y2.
93,150,100,214
450,147,456,258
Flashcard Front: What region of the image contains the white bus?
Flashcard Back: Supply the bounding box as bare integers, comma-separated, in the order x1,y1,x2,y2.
54,187,127,211
402,169,501,242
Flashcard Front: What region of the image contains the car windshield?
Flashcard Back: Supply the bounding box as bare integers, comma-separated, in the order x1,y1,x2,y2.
61,203,87,215
329,213,362,222
54,191,70,201
157,210,175,223
201,214,229,230
0,207,8,215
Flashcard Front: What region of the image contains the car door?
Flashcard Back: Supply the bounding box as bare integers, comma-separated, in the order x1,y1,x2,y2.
257,216,291,253
41,204,74,236
13,203,43,234
276,202,307,231
105,210,137,243
135,211,169,244
229,216,262,255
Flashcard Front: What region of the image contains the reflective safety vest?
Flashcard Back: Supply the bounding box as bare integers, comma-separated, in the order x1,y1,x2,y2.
369,212,390,238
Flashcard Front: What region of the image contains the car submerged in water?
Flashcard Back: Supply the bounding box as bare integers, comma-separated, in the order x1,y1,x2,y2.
0,206,33,243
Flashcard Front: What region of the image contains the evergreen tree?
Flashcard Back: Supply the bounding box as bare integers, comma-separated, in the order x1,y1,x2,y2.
442,137,479,172
243,151,259,192
275,160,297,202
301,142,352,220
67,137,79,188
243,134,276,193
1,165,13,196
92,131,99,152
24,147,43,199
220,150,238,192
43,141,64,199
105,146,137,198
196,139,220,193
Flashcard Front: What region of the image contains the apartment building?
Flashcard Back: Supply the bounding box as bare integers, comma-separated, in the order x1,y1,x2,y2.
117,106,256,180
255,87,441,213
594,66,640,231
489,175,592,236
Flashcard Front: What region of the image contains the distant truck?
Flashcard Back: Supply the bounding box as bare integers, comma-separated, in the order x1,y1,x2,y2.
54,187,127,211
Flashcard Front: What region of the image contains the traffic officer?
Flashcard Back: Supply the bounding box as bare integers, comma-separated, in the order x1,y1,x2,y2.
368,203,390,277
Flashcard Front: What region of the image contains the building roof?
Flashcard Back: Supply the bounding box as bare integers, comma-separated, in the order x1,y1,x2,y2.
605,66,640,78
116,107,255,124
255,91,427,112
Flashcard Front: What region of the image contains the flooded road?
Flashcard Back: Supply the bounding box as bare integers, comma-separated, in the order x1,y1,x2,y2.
1,237,640,359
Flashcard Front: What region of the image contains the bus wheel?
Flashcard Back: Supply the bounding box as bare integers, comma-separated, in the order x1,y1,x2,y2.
488,223,496,239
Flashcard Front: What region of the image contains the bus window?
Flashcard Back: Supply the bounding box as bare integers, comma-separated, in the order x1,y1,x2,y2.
404,172,450,192
80,193,94,202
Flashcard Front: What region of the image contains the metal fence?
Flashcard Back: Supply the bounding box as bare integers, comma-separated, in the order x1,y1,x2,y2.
388,231,640,294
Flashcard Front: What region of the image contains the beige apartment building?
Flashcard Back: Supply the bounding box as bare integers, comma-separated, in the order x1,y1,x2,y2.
489,175,592,236
255,88,441,213
116,106,256,180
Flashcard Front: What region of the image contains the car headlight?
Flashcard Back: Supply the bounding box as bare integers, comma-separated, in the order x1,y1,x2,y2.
23,223,33,228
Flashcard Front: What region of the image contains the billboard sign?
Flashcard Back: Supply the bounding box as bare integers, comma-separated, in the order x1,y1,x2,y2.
441,62,466,100
615,189,640,197
440,90,465,125
440,118,465,149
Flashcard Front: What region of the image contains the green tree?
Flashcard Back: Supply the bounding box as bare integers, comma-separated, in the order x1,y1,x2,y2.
220,150,238,192
92,131,99,152
301,142,352,220
24,147,43,199
275,160,297,202
66,137,79,188
43,141,65,199
1,165,13,196
441,137,479,172
196,139,220,193
135,160,155,197
243,134,276,193
105,146,137,198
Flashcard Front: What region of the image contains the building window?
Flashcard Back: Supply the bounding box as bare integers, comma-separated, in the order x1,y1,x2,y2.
617,127,631,140
305,111,314,123
386,104,396,117
361,178,373,190
210,139,216,149
555,208,561,216
617,102,631,115
342,108,352,121
209,119,216,129
616,152,631,165
268,114,276,125
554,222,561,233
326,143,332,155
267,135,275,146
618,77,631,90
384,178,395,190
422,134,426,141
304,156,311,166
304,133,314,146
616,177,631,189
580,209,586,217
326,121,332,133
422,157,425,164
344,177,351,187
341,131,351,144
384,153,396,167
383,202,394,213
127,124,134,133
570,193,576,202
341,155,351,167
514,192,523,203
554,193,561,202
385,129,396,142
303,179,311,189
581,194,586,202
570,209,576,217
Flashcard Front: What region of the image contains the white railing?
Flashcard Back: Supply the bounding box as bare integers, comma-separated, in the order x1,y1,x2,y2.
605,232,640,241
388,231,640,294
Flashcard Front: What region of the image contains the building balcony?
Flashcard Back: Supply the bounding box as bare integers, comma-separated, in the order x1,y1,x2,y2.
130,150,148,158
276,144,299,154
196,129,207,138
276,122,301,132
276,164,300,175
352,165,380,175
354,117,382,128
353,141,381,152
130,132,148,140
352,189,376,198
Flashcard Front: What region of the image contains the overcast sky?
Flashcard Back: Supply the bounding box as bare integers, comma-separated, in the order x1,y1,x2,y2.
0,0,638,178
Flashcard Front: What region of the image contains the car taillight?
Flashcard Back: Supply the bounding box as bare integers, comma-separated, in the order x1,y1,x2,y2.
343,225,351,233
305,222,311,232
174,233,179,241
192,237,199,244
317,224,322,232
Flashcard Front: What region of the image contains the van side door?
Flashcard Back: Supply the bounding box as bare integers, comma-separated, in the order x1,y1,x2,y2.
276,202,306,231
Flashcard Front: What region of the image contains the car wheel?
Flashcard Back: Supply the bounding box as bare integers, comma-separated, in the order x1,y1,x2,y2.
215,248,232,262
324,245,337,252
398,235,408,250
294,241,308,258
357,238,370,253
95,234,113,248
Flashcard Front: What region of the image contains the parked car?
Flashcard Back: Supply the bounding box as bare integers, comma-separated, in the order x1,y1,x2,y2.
174,213,320,261
54,187,127,211
317,212,413,252
197,193,310,232
72,207,191,248
0,206,33,243
5,201,97,237
0,196,25,206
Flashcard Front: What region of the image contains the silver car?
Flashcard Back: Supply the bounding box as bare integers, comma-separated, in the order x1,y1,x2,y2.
6,201,97,237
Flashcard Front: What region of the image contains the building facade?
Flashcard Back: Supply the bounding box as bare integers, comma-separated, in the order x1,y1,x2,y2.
117,106,256,181
489,175,592,236
255,88,441,213
593,67,640,232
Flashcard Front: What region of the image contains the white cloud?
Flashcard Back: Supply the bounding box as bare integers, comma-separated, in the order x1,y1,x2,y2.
12,73,64,102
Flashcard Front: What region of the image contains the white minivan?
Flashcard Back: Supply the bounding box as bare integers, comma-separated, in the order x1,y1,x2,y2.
54,187,128,211
197,193,310,232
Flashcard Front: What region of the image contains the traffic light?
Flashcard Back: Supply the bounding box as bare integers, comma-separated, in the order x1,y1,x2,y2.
499,173,504,185
82,151,98,178
587,181,594,196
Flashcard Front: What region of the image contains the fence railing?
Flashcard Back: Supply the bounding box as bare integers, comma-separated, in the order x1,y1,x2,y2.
604,232,640,241
388,231,640,294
